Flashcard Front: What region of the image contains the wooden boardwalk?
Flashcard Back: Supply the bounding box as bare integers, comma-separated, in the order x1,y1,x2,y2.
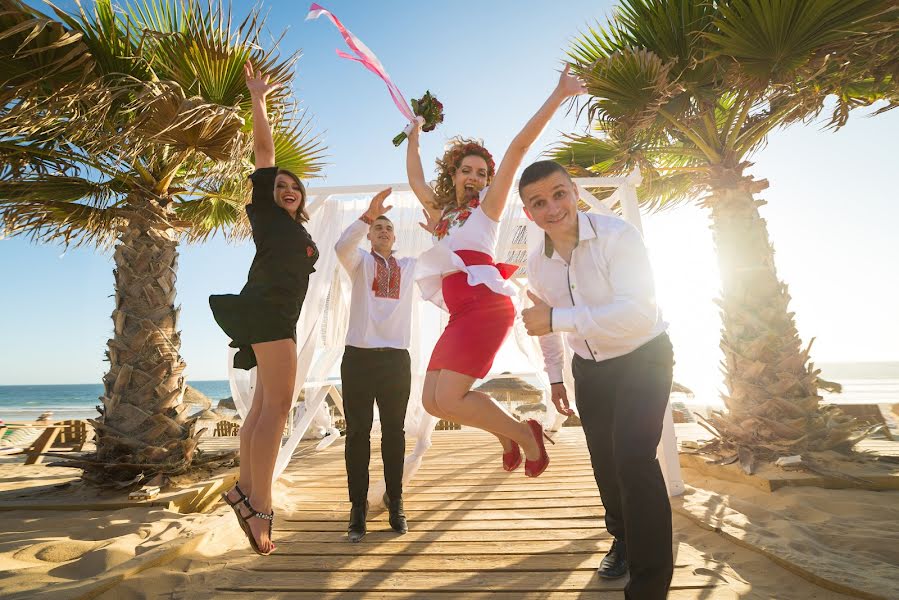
213,428,734,599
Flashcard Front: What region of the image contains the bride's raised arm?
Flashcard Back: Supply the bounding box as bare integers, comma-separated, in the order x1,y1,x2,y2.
480,65,586,221
406,122,442,223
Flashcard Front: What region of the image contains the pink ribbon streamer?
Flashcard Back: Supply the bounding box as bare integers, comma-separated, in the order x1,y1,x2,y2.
306,3,415,123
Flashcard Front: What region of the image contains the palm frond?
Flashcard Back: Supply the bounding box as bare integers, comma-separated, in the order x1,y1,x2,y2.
1,0,325,248
173,187,242,242
0,196,124,248
577,46,682,138
0,0,94,95
268,115,327,180
130,79,245,160
706,0,891,89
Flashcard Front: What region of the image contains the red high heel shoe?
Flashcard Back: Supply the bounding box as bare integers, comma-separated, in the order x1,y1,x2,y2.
503,441,522,472
524,419,554,478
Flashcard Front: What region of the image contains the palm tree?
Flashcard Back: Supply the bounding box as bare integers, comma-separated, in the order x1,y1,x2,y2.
0,0,324,483
553,0,896,458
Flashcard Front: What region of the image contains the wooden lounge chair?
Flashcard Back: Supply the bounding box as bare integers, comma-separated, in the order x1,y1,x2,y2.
214,421,240,437
2,420,92,464
53,420,92,451
22,424,65,465
434,419,461,431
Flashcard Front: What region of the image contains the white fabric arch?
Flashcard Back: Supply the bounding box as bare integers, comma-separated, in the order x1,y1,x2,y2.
227,171,684,502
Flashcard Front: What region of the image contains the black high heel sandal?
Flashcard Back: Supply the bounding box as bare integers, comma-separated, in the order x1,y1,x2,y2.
221,483,248,517
238,497,275,556
222,484,257,548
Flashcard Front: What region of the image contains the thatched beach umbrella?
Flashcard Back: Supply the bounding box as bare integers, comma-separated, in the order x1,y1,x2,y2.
475,374,543,412
184,385,212,410
217,397,237,412
672,382,694,397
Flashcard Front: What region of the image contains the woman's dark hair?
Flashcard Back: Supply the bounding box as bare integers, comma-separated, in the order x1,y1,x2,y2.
277,168,309,223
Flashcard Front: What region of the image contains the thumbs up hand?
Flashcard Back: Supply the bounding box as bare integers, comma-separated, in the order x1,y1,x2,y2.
522,290,553,336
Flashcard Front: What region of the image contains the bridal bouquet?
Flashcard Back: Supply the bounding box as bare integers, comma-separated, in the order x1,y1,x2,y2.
392,91,444,146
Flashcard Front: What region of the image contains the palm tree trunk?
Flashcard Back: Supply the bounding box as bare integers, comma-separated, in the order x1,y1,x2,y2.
84,209,201,483
703,185,856,455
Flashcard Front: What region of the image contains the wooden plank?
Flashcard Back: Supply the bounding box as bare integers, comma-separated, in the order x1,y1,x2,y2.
283,468,598,480
680,453,899,492
277,518,604,532
24,426,62,465
276,529,610,543
216,568,721,593
288,496,602,510
214,591,738,600
285,489,601,502
271,539,611,556
283,507,603,521
0,473,235,513
291,481,601,493
253,552,703,572
254,553,608,572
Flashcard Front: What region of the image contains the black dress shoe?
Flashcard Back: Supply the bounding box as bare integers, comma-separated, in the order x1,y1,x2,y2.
383,493,408,534
347,501,368,543
597,539,629,579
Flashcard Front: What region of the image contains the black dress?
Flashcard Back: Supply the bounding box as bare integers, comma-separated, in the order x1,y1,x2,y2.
209,167,319,370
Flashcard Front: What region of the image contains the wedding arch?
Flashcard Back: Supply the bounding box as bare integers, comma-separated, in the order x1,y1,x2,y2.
227,168,685,502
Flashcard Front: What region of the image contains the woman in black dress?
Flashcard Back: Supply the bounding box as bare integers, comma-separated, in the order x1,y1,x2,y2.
211,62,318,556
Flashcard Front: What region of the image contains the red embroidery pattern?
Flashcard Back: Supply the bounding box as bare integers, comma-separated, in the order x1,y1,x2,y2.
434,195,481,241
371,252,401,299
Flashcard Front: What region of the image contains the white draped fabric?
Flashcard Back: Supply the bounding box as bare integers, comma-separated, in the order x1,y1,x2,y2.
227,174,684,502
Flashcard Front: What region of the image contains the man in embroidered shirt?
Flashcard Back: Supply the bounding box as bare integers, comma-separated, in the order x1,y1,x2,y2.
519,161,674,599
335,188,417,543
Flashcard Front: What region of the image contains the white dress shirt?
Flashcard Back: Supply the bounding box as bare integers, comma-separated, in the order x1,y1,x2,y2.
527,212,668,382
335,219,417,349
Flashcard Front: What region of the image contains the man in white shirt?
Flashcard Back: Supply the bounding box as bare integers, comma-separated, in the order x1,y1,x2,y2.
334,188,417,543
519,161,674,599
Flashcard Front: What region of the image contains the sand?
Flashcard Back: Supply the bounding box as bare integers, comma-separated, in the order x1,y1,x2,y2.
676,466,899,599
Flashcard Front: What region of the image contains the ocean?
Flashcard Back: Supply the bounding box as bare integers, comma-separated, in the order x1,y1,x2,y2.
0,380,233,423
0,363,896,423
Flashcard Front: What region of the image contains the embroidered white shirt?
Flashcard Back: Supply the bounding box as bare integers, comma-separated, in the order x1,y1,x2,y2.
335,220,417,350
527,212,668,382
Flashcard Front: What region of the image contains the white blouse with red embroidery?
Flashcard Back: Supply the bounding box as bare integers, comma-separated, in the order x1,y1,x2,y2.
415,188,517,311
335,219,417,350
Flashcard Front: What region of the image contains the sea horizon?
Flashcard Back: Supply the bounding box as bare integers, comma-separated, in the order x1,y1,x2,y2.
1,361,896,423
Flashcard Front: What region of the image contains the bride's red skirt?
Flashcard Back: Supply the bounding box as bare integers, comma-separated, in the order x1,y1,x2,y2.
427,251,516,379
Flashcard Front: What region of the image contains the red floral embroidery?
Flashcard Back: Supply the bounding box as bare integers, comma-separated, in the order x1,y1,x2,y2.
434,218,450,239
371,253,401,299
306,245,315,257
433,196,480,240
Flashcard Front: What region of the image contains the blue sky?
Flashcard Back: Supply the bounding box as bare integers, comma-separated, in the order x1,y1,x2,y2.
1,0,897,389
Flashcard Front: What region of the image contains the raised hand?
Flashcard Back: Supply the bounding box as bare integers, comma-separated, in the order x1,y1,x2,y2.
522,290,553,336
418,208,438,234
555,63,587,99
364,188,393,220
244,61,281,99
407,118,422,144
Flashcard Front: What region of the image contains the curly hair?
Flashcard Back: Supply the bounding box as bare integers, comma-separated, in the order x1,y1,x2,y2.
431,137,496,210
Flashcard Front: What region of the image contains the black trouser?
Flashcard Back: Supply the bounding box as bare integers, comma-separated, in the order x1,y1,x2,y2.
573,333,674,600
341,346,411,505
